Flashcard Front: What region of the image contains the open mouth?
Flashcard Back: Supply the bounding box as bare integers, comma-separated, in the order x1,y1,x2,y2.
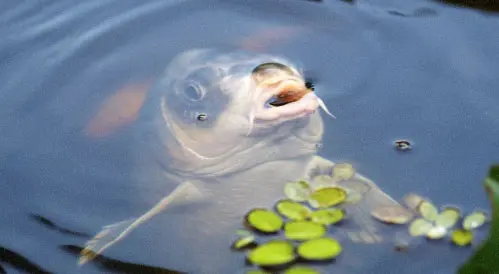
250,62,335,122
254,76,335,122
267,88,311,107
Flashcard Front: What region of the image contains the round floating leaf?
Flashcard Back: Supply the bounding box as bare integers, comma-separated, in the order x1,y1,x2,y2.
426,226,447,240
284,266,320,274
312,175,334,189
332,163,355,181
308,187,347,209
245,208,284,234
463,210,488,230
451,229,474,246
284,181,312,202
231,235,257,250
408,218,433,236
297,237,342,261
403,193,425,212
371,206,414,225
310,208,345,226
417,200,439,222
247,240,296,267
276,199,311,221
284,221,327,241
246,270,270,274
434,206,461,229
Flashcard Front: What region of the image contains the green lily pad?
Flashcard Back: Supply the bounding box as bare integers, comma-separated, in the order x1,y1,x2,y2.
284,221,327,241
332,163,355,181
245,208,284,234
418,200,439,222
297,237,342,261
276,199,312,221
284,266,321,274
284,181,312,202
246,270,270,274
408,218,433,236
308,187,347,209
371,206,414,225
426,226,448,240
435,206,461,229
310,208,345,225
312,175,334,189
231,235,257,250
247,240,296,267
452,229,474,246
462,210,488,230
403,193,425,212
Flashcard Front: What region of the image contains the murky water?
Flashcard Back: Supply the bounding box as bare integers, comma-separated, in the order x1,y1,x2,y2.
0,0,498,273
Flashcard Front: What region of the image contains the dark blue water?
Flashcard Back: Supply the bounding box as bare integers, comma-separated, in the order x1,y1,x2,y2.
0,0,498,273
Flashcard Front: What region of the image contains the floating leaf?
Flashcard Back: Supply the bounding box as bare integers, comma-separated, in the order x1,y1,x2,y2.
231,235,257,250
403,193,425,212
418,200,439,221
452,229,474,246
310,208,345,226
312,175,334,189
284,265,320,274
247,240,296,267
409,218,433,236
435,206,461,229
284,181,312,202
463,211,488,230
332,163,355,181
426,226,448,240
297,237,342,261
245,208,284,234
246,270,270,274
308,187,347,209
276,199,311,221
371,206,414,225
284,221,327,241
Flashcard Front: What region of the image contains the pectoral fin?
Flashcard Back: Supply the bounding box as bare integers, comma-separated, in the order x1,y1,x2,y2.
79,181,208,265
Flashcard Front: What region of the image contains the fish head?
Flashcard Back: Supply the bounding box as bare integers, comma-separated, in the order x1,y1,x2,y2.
144,48,328,177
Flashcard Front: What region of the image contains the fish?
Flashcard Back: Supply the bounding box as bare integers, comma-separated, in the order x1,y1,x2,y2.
80,48,411,273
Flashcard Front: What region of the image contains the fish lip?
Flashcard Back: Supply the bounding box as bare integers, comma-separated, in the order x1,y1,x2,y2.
253,77,319,122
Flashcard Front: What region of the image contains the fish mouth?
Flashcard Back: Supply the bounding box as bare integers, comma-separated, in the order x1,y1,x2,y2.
253,76,334,122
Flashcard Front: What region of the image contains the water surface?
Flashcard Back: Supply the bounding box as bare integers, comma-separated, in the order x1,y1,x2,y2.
0,0,498,273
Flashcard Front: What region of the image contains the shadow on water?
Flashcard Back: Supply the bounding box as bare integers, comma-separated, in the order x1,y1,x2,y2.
0,0,498,273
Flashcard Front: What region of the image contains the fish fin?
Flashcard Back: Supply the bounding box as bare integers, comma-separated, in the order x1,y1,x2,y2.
83,81,152,139
78,181,206,266
305,156,412,244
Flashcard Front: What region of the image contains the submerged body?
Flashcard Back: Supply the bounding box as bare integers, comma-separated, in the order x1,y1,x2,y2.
81,48,410,273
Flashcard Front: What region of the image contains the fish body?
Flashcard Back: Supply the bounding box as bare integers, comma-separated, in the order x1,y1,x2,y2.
81,48,409,274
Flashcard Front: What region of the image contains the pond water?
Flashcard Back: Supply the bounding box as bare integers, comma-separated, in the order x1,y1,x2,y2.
0,0,498,273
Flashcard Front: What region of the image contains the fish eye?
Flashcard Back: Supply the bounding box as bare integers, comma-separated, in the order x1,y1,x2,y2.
183,80,206,102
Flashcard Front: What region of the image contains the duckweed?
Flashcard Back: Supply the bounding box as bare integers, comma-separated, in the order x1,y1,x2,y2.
276,199,312,221
310,208,345,226
308,187,347,209
297,237,343,261
245,208,284,234
247,240,296,267
284,221,327,241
